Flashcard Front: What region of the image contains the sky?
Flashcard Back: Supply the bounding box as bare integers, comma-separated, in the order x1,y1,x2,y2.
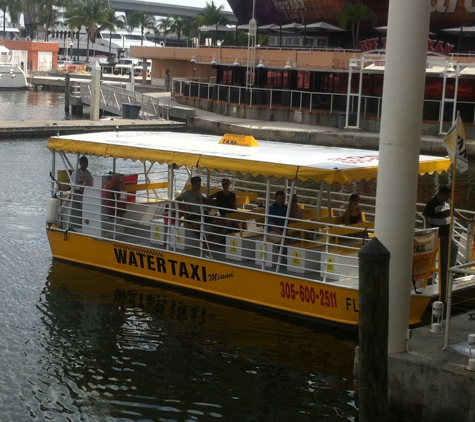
155,0,232,12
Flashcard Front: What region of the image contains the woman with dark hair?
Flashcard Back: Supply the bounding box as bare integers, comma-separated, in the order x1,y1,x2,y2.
344,194,363,225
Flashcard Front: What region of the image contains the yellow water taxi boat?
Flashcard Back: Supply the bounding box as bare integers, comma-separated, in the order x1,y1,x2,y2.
45,131,470,327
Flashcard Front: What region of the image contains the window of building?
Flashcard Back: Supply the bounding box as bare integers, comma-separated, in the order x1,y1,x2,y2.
267,70,283,87
297,71,310,89
222,70,232,84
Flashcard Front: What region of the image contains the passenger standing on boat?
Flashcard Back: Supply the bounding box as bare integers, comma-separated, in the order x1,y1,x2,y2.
344,194,363,225
207,178,239,241
268,190,293,244
423,185,473,269
175,176,210,230
70,156,93,194
69,156,93,229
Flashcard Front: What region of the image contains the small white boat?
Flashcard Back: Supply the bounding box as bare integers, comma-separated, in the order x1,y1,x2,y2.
0,46,28,89
44,131,475,328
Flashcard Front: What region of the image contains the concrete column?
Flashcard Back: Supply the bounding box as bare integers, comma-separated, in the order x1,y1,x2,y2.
374,0,431,354
90,62,101,121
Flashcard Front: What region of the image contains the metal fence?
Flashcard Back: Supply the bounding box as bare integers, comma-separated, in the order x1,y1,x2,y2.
76,81,171,119
173,78,475,125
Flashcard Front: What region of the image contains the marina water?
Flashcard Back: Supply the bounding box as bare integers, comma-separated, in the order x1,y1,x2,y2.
1,90,474,421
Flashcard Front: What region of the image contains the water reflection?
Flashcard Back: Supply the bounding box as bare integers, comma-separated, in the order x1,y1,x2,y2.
36,259,357,421
0,90,83,121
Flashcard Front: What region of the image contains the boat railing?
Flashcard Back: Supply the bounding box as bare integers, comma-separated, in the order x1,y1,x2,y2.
55,188,375,283
53,175,475,286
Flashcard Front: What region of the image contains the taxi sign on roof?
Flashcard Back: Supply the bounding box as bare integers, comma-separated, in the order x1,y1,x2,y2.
219,133,259,147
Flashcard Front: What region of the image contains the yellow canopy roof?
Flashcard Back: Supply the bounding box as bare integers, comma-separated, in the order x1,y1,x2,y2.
47,131,451,184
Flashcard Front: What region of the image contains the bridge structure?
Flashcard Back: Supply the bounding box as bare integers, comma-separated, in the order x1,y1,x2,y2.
109,0,237,23
72,81,171,120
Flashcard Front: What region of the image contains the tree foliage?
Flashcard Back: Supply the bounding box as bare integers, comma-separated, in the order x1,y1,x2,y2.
0,0,23,39
128,10,156,46
68,0,112,62
196,1,229,26
338,3,377,49
156,15,173,46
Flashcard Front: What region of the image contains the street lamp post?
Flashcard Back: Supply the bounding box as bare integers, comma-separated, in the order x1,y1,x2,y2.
76,31,80,60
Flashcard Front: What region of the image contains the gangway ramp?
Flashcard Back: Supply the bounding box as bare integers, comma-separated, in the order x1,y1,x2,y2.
72,81,171,120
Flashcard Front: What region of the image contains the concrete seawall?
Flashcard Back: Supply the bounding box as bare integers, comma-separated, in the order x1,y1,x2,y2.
187,109,474,158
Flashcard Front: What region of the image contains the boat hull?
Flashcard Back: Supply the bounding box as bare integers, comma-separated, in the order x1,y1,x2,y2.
0,65,28,89
46,226,431,327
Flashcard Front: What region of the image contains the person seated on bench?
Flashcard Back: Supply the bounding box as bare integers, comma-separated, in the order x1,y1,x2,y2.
207,178,239,242
344,194,363,225
289,194,313,240
175,176,211,230
268,191,298,245
344,193,366,239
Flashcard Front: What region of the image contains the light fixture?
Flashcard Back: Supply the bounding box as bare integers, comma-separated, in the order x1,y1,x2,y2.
349,58,358,68
190,55,196,63
256,57,266,68
233,58,240,66
210,57,217,65
284,57,292,69
446,61,455,72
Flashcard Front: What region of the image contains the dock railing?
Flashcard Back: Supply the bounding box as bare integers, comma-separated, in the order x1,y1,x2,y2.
75,81,171,119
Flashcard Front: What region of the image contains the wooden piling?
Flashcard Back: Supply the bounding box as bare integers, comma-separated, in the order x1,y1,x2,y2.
357,237,390,422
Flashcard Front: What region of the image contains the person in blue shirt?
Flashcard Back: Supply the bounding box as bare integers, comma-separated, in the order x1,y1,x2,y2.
268,190,289,243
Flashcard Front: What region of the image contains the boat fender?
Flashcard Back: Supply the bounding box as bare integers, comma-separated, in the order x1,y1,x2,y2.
46,195,60,227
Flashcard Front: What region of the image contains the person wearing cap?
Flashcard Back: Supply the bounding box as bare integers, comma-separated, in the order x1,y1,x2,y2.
423,185,474,267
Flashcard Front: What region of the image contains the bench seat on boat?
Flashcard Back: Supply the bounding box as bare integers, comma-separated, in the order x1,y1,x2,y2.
225,209,266,231
124,181,170,203
226,231,264,261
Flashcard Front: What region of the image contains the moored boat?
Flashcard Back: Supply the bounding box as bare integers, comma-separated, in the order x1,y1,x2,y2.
0,46,28,89
45,131,475,328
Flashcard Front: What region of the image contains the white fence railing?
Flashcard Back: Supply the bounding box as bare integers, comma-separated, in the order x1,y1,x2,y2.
76,81,171,119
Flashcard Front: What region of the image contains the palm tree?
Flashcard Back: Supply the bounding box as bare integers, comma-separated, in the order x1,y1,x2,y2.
338,3,377,49
0,0,23,39
182,17,199,47
68,0,112,63
128,10,155,46
32,0,72,42
196,0,229,27
157,15,173,46
170,16,187,45
100,9,125,61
